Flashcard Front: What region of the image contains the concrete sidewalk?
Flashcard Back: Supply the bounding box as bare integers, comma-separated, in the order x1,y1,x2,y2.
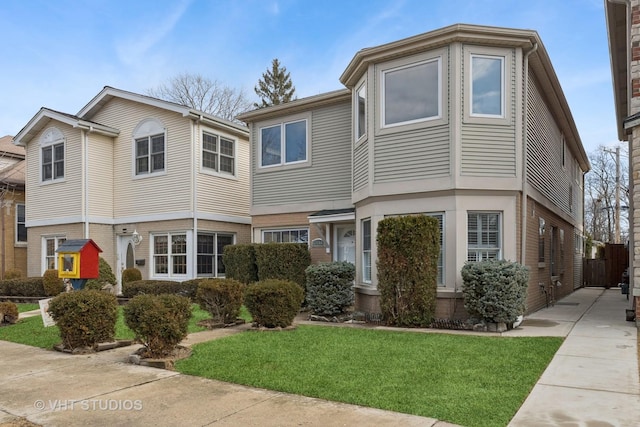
1,287,638,426
508,287,640,426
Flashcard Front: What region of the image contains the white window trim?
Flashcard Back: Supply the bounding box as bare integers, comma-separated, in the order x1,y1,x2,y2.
380,57,442,129
15,203,26,245
355,81,367,143
39,127,65,184
196,232,236,277
361,218,372,284
464,46,512,126
150,231,190,279
469,54,505,118
41,235,66,274
201,131,237,179
261,228,310,244
132,118,167,179
258,116,310,169
467,211,503,262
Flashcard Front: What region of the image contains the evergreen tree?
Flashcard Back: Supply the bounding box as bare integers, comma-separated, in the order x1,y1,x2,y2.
254,58,296,108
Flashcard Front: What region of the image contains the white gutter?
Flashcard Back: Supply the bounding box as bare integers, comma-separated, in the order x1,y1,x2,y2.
192,117,199,278
521,42,538,264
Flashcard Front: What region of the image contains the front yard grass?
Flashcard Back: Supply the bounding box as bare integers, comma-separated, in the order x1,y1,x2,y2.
176,325,562,427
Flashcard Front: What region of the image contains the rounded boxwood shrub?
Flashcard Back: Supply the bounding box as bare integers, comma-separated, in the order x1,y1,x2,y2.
42,269,65,296
305,262,355,316
196,278,245,324
122,267,142,285
0,301,19,324
461,259,530,324
244,279,304,328
4,269,22,280
48,290,118,350
123,293,191,358
0,277,45,297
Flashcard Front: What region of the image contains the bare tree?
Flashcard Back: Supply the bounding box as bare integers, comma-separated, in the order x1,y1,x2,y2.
146,73,252,123
584,144,629,243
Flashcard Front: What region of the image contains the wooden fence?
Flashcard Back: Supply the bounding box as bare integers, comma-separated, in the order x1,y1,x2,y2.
583,243,628,288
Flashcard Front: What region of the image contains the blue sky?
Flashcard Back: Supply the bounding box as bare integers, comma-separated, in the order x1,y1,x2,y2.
0,0,612,154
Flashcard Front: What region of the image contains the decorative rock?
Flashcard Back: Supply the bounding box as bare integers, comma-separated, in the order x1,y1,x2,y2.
473,323,488,332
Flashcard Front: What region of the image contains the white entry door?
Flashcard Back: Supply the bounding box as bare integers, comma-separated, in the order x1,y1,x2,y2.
116,235,135,295
336,225,356,264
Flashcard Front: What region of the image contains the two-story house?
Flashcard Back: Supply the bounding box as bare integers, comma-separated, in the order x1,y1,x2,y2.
0,135,27,278
239,24,590,318
13,87,251,293
606,0,640,322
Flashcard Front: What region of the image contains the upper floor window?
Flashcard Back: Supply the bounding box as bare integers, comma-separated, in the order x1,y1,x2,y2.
133,118,166,176
16,204,26,243
470,54,504,117
467,212,501,262
40,127,65,182
260,119,307,167
356,84,366,139
203,132,235,175
382,58,440,127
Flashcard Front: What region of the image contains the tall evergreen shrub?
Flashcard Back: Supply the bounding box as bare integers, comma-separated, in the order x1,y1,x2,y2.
377,215,439,327
222,244,258,284
255,243,310,288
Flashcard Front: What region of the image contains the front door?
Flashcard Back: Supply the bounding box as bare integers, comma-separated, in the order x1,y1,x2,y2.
336,225,356,264
116,235,135,295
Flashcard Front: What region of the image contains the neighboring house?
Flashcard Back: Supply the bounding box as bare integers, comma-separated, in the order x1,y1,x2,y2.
0,135,27,278
606,0,640,323
13,87,251,293
239,24,590,318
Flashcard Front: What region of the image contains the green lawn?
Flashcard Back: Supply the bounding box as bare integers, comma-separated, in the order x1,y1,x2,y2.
0,304,209,348
16,303,40,313
176,325,562,427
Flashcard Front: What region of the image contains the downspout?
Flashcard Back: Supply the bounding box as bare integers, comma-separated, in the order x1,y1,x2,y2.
82,129,90,238
520,42,538,264
192,117,200,278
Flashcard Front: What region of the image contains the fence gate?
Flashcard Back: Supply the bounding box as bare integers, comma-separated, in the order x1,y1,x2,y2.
583,243,628,288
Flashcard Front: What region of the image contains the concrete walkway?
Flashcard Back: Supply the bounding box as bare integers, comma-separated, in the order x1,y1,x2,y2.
1,287,638,427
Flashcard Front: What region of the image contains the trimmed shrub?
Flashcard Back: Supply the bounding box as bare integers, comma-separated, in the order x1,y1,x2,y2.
255,243,311,288
0,301,19,324
244,279,304,328
124,294,191,358
377,215,440,327
48,290,118,349
85,258,117,291
122,267,142,285
305,262,355,316
223,244,258,284
0,277,45,297
42,269,65,297
196,278,246,324
461,259,530,324
4,269,22,280
122,280,198,301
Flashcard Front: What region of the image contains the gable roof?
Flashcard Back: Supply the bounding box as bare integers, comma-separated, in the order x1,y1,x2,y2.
0,135,25,158
79,86,249,138
13,108,120,146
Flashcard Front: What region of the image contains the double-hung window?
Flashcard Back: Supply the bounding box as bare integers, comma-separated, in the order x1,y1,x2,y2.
262,228,309,244
203,132,235,175
260,119,307,167
16,204,26,243
135,134,165,175
382,58,441,127
362,219,372,283
470,54,505,118
43,236,66,271
40,127,65,182
153,233,187,277
467,212,501,261
356,84,366,139
197,233,234,277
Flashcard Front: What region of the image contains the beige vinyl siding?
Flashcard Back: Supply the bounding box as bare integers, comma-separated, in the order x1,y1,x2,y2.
87,223,116,268
88,98,193,218
374,125,450,182
26,223,84,277
526,73,574,218
25,123,83,222
460,125,516,176
252,101,352,206
353,139,369,191
196,130,250,218
87,133,114,218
